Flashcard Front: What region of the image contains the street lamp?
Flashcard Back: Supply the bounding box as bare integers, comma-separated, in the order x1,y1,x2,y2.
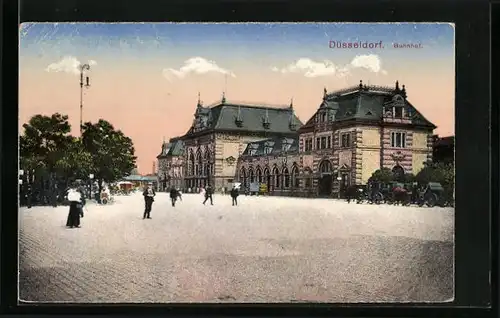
79,63,91,136
89,173,94,199
336,175,342,199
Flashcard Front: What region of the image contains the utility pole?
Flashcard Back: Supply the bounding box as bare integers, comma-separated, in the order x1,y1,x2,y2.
79,64,91,136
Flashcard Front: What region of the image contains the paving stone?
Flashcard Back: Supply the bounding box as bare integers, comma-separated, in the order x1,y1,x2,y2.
19,193,454,303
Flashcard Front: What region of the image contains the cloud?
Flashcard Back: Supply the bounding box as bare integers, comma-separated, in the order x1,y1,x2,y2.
162,57,236,81
45,56,97,75
271,54,387,78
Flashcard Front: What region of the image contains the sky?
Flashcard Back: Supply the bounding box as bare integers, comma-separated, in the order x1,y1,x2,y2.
19,22,455,175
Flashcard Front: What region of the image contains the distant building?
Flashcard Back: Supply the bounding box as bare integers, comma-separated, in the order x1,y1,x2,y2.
236,136,302,196
235,80,436,197
174,93,303,191
156,138,185,191
122,174,158,189
432,135,454,164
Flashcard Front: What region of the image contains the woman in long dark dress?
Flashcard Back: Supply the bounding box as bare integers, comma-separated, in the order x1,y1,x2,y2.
66,186,85,228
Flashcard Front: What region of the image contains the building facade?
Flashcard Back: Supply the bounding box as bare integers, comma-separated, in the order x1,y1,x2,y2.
177,93,303,192
156,138,185,191
235,81,436,197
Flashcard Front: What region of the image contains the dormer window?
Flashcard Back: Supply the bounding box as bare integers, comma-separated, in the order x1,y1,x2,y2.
235,118,243,127
249,149,257,156
321,113,327,122
264,147,272,155
263,122,270,129
393,107,404,119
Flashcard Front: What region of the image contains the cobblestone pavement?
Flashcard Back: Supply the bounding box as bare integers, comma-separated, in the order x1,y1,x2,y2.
19,192,454,303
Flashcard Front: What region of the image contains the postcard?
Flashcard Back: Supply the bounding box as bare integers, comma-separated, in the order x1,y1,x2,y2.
19,22,455,303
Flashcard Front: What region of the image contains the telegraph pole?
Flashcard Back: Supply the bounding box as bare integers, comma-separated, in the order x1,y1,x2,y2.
79,64,91,136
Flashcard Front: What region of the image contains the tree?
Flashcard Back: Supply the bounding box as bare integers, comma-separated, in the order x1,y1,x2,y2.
82,119,137,198
20,113,74,188
369,167,394,183
54,137,94,183
416,161,455,190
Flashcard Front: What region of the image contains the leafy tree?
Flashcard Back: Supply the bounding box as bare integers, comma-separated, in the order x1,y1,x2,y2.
369,167,394,183
416,161,455,189
82,119,137,198
54,137,94,183
19,113,74,188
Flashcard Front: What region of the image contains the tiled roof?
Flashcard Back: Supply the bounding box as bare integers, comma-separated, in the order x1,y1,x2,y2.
240,136,300,157
167,139,185,156
156,142,172,159
299,82,435,131
184,100,303,136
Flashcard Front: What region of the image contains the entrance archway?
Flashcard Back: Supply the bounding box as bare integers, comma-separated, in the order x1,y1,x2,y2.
318,160,333,196
392,165,405,182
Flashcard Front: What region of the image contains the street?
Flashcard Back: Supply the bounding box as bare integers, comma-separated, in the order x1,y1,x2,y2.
19,192,454,303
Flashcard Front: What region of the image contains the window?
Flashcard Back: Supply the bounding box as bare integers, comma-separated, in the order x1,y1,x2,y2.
391,132,406,148
249,149,257,156
327,136,331,148
321,113,327,122
304,138,313,151
316,138,320,150
341,133,351,148
393,107,403,118
264,147,272,155
320,137,327,149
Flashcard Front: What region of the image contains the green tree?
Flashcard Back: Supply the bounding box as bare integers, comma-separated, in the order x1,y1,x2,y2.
82,119,137,197
416,161,455,190
369,167,394,183
19,113,74,188
54,137,94,183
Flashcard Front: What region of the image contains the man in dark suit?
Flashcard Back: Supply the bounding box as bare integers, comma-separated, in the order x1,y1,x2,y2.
143,183,156,219
169,187,178,207
230,186,239,206
203,185,214,205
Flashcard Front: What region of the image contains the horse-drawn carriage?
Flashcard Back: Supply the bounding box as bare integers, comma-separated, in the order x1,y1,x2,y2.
416,182,447,207
353,180,450,208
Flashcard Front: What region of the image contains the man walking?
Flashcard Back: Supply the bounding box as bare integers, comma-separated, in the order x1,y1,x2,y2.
203,185,214,205
143,183,156,219
230,185,239,206
169,187,178,207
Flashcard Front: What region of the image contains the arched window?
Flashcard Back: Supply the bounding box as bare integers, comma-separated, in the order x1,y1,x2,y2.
304,167,313,188
273,167,280,188
283,167,290,188
291,165,300,188
249,168,255,183
256,167,263,183
264,167,270,184
319,160,333,173
188,152,195,176
196,150,202,175
240,167,247,184
204,150,211,177
392,165,405,182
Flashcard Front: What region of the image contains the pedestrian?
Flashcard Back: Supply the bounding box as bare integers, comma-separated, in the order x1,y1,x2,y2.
203,185,214,205
143,183,155,219
230,185,239,206
66,183,85,229
26,184,33,209
169,187,178,207
176,188,183,201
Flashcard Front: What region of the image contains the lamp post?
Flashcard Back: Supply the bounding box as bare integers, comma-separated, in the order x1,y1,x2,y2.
89,173,94,199
336,175,342,199
79,63,91,136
